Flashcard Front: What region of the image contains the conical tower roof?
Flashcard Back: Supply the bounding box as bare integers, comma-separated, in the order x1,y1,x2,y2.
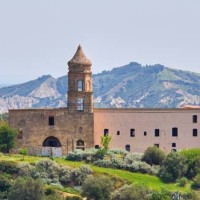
68,45,92,65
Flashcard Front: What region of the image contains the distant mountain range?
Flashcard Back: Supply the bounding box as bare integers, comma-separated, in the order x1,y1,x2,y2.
1,62,200,113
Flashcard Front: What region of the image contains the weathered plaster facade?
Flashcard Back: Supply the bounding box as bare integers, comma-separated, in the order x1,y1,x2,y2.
9,46,200,155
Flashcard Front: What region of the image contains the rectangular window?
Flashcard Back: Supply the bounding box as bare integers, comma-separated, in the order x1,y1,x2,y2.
104,129,109,136
49,116,54,126
172,127,178,137
193,129,198,137
144,131,147,136
155,129,160,137
130,129,135,137
172,143,176,148
77,98,84,111
125,144,130,152
117,131,120,135
154,144,159,148
193,115,198,123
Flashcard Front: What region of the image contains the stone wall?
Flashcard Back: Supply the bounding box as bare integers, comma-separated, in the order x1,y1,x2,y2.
9,108,94,155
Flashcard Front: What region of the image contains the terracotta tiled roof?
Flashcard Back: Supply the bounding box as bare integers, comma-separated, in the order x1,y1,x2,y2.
68,45,92,65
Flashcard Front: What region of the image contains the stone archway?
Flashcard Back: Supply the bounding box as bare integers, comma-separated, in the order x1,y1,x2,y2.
42,136,62,157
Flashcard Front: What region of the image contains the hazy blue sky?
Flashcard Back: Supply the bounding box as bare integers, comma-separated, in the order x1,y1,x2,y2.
0,0,200,84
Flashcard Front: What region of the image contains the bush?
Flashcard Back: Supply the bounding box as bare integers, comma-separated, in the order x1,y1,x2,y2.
93,148,107,160
71,165,93,186
0,160,19,174
192,174,200,190
35,159,60,182
58,166,72,185
142,146,166,166
66,149,97,162
0,174,11,194
82,175,113,200
178,177,188,187
65,196,82,200
159,152,188,183
124,153,143,164
149,189,171,200
8,177,44,200
112,184,150,200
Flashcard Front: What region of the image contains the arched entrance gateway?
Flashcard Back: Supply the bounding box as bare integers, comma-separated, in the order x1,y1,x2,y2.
42,136,62,157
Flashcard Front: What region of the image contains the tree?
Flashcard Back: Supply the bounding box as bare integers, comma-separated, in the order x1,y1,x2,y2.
159,151,188,183
82,175,113,200
100,135,111,150
142,146,166,166
8,177,44,200
0,122,16,153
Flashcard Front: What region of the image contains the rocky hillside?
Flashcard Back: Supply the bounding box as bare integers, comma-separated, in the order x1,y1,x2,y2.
1,62,200,113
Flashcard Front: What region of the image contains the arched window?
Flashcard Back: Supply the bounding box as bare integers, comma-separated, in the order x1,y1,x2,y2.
43,136,61,147
76,140,85,150
77,98,84,111
78,80,83,91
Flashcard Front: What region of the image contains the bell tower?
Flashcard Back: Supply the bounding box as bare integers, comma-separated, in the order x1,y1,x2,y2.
67,45,93,113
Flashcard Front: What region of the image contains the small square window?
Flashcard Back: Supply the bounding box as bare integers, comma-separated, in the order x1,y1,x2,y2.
193,129,198,137
144,131,147,136
172,143,176,148
130,129,135,137
95,145,100,149
154,144,159,148
117,131,120,135
155,129,160,137
104,129,109,136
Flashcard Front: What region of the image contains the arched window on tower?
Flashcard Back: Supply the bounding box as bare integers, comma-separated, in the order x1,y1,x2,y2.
78,80,83,91
77,98,84,111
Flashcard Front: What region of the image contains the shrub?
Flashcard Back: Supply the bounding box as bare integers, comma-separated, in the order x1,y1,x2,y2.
149,189,171,200
19,147,28,160
124,153,143,164
8,177,44,200
35,159,60,182
71,165,93,186
112,184,150,200
159,152,188,183
178,177,188,187
66,149,97,162
82,175,113,200
192,174,200,190
142,146,166,166
58,166,72,185
65,196,82,200
0,174,11,195
0,160,19,174
93,148,107,160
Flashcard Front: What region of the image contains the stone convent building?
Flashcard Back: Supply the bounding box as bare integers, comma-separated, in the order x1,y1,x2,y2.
9,46,200,156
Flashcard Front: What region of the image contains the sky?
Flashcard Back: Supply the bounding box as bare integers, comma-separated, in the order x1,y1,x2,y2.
0,0,200,85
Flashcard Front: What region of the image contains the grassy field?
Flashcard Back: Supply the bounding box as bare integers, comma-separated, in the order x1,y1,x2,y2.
0,154,193,194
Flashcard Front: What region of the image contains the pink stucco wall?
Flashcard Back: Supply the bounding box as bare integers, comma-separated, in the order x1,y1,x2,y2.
94,108,200,153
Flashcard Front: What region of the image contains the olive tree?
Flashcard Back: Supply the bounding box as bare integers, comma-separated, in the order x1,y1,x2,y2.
0,122,16,153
